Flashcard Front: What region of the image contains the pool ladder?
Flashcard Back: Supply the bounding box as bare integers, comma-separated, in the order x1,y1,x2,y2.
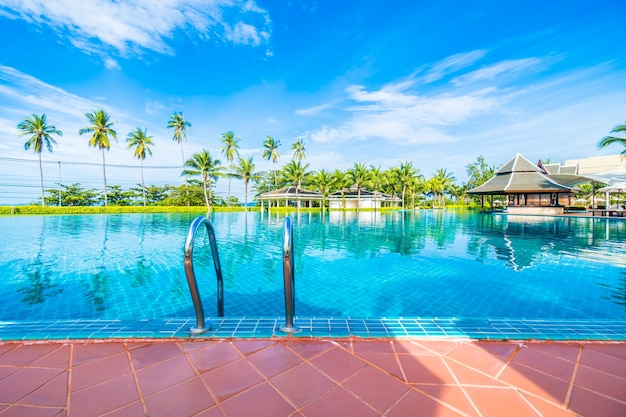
184,216,298,335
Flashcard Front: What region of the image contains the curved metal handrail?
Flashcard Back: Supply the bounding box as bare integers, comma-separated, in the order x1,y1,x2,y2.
184,216,224,334
280,216,299,333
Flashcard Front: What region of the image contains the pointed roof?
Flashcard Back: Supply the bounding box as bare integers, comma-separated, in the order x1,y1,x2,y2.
258,186,322,200
467,154,572,195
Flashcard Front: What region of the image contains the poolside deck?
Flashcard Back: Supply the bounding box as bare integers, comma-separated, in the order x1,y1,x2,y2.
0,339,624,416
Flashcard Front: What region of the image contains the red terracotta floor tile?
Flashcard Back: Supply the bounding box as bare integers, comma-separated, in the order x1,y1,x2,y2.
231,340,275,356
0,364,21,380
71,343,126,366
579,348,626,378
343,365,410,413
443,359,507,387
30,344,70,369
473,342,519,359
0,367,64,403
135,354,197,396
69,374,139,417
399,354,457,385
413,340,460,356
178,340,217,353
18,371,68,407
0,404,65,417
309,346,368,382
394,340,437,355
525,343,581,362
246,344,302,378
201,358,265,401
463,386,541,417
388,389,465,417
574,364,626,403
417,385,481,417
356,351,405,380
128,342,182,370
186,341,242,373
353,340,395,354
584,343,626,362
0,344,18,356
220,382,295,417
520,392,580,417
510,347,576,381
446,343,509,377
283,340,334,359
70,352,132,391
499,362,570,404
568,385,626,417
0,344,61,366
196,405,227,417
143,377,215,417
300,385,379,417
102,401,145,417
270,363,335,407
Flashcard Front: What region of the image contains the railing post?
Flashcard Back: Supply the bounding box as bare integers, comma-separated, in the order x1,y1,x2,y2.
280,216,300,333
184,216,225,334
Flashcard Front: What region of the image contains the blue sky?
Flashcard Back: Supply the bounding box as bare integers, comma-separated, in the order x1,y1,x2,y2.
1,0,625,204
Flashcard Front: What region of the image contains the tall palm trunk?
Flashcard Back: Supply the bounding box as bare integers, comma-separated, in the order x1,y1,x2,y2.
202,174,210,213
140,159,146,206
38,153,45,206
102,149,108,207
181,143,190,206
244,180,249,212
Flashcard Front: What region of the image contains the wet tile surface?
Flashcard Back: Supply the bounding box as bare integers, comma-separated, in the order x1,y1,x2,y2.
0,338,624,416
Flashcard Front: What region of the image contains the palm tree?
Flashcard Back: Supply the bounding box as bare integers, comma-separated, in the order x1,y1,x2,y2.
79,109,117,206
231,156,259,211
220,131,240,206
397,161,419,210
262,136,281,187
291,138,306,161
18,114,62,206
368,165,386,211
167,112,191,165
182,150,224,213
310,169,334,211
126,128,154,206
332,169,350,210
281,159,310,209
598,120,626,154
347,162,371,210
430,168,455,207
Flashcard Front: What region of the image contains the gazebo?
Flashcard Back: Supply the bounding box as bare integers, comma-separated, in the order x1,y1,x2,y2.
257,186,323,210
467,153,574,215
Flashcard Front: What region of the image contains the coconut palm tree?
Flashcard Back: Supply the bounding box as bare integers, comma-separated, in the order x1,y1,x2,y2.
231,156,259,211
281,159,310,209
397,161,419,210
430,168,455,207
167,112,191,165
368,165,386,211
126,128,154,206
332,168,350,210
310,169,334,211
262,135,281,187
79,109,117,206
18,114,62,206
291,138,306,161
347,162,371,210
598,120,626,154
220,131,240,206
182,149,224,213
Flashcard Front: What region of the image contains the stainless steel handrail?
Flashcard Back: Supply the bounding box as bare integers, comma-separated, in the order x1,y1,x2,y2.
184,216,224,334
280,216,300,333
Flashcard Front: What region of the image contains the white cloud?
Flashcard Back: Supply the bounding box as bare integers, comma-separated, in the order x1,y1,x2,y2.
416,50,488,83
0,0,272,59
452,57,544,85
295,102,335,116
104,57,121,70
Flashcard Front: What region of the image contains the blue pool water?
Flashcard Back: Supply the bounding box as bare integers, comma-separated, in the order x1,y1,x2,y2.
0,210,625,323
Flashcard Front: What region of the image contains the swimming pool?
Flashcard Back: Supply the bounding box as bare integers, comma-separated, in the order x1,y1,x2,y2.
0,210,625,339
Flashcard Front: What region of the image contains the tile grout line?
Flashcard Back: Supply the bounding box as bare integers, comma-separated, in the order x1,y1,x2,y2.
563,345,582,409
124,342,149,416
183,341,228,415
495,342,523,380
65,343,73,416
438,353,485,417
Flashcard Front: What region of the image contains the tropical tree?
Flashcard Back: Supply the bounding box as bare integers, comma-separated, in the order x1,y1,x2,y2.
429,168,455,207
310,169,334,211
220,131,240,206
465,156,495,189
291,138,306,161
332,169,351,210
397,161,419,210
347,162,371,210
18,114,62,206
126,128,154,206
167,112,191,165
262,135,281,187
182,150,224,213
79,109,117,207
281,159,310,209
368,165,387,211
231,156,259,211
598,119,626,154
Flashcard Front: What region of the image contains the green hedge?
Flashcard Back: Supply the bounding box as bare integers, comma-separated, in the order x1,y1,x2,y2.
0,205,245,215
